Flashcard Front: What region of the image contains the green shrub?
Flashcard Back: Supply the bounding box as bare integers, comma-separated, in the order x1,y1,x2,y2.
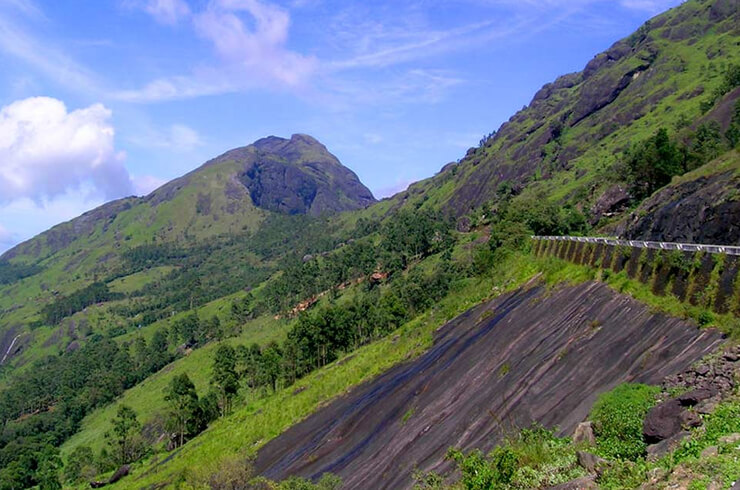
697,310,715,326
590,383,660,461
445,425,585,489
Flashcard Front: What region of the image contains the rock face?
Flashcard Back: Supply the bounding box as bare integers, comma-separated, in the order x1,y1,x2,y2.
643,399,695,445
236,134,376,216
591,185,630,225
623,169,740,244
573,422,596,446
256,281,723,489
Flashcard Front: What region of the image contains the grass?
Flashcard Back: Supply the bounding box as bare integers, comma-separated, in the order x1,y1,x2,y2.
61,313,293,458
107,266,176,294
105,252,539,488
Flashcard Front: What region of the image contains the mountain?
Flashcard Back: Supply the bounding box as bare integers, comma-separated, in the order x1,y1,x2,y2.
0,134,373,375
2,133,374,263
385,0,739,229
2,1,740,488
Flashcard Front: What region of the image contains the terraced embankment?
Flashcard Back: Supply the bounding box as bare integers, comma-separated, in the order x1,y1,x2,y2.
256,281,724,489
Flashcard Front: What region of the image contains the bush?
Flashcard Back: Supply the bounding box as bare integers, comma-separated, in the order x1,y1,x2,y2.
590,383,660,461
444,425,586,489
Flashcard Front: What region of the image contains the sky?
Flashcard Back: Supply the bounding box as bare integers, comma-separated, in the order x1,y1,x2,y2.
0,0,685,253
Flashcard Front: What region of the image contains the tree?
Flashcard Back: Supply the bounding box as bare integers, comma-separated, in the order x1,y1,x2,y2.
35,447,62,490
105,405,142,465
211,344,239,415
259,342,283,392
236,343,262,389
625,128,682,199
64,446,95,484
164,373,201,447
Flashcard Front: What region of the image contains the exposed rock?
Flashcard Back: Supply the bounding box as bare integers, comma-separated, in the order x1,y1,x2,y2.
695,397,720,415
108,465,130,484
646,431,691,462
643,399,687,444
369,272,388,285
237,135,375,216
725,352,740,362
719,433,740,445
591,185,631,224
573,421,596,446
679,410,702,429
700,445,719,458
256,282,722,488
456,216,472,233
677,388,716,406
577,451,608,474
623,171,740,244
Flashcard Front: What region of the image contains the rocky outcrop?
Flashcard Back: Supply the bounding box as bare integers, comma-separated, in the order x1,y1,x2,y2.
256,281,723,489
237,134,375,216
591,185,630,225
642,344,740,458
623,168,740,244
643,397,703,445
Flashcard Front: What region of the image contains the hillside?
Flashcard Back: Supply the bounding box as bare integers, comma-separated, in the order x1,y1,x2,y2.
255,281,723,488
382,0,739,229
1,0,740,488
0,134,374,371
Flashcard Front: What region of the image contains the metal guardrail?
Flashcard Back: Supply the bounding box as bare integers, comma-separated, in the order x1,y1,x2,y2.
532,236,740,256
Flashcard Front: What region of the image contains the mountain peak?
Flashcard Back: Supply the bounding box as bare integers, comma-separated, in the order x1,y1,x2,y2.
239,133,375,215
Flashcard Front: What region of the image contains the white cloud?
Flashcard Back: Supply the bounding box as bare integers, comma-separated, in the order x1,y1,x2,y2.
167,124,202,149
0,96,133,204
118,0,317,102
144,0,191,24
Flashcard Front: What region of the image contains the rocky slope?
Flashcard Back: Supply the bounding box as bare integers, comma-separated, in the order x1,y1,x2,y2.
255,281,724,489
620,150,740,244
384,0,739,221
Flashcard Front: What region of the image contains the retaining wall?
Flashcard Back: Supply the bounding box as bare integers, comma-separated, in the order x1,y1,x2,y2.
533,236,740,316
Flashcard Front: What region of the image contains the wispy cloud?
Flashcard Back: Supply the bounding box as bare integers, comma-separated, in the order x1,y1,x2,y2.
118,0,317,102
128,122,204,151
0,7,102,95
0,0,45,20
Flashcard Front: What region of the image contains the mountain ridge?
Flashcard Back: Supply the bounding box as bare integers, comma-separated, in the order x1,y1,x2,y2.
1,133,374,262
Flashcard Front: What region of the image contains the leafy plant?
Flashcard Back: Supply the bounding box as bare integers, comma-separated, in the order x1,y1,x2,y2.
590,383,660,461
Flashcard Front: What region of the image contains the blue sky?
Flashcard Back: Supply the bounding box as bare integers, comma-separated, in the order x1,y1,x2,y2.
0,0,684,253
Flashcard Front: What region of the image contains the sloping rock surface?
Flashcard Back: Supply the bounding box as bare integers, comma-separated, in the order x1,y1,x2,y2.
622,168,740,244
256,281,723,489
